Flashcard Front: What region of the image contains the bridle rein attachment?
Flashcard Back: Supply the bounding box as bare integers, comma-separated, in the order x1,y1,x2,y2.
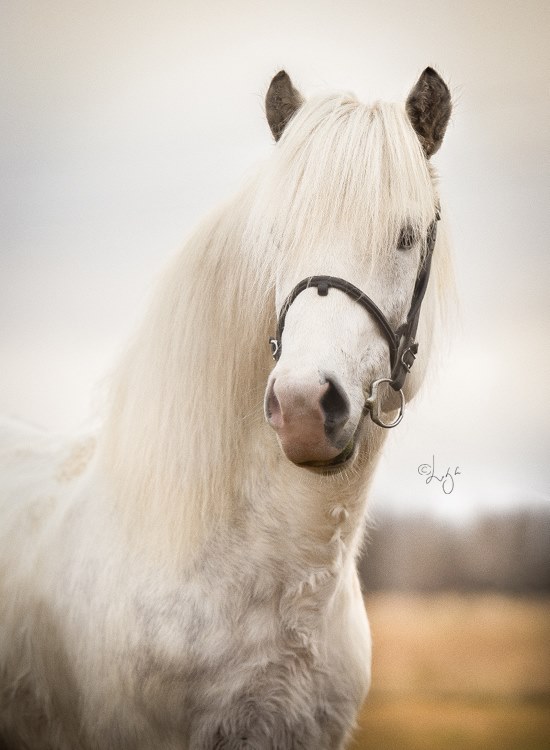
269,213,440,428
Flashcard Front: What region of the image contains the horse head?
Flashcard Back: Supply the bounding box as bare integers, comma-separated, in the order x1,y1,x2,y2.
261,69,452,473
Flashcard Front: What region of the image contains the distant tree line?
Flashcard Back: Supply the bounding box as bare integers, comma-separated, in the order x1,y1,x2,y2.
358,505,550,592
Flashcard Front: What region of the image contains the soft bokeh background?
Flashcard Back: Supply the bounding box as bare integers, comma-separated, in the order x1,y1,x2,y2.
1,1,549,747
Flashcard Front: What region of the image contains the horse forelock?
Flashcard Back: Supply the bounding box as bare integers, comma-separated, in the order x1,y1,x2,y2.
247,95,445,279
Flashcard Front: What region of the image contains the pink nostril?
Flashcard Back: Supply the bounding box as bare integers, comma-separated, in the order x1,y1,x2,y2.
265,380,283,429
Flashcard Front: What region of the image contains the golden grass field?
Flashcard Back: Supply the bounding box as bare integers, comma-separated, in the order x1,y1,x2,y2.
349,594,550,750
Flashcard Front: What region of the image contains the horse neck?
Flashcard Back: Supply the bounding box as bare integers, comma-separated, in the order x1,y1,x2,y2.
100,187,383,575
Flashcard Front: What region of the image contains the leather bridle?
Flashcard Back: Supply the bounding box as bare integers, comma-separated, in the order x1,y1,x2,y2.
268,212,440,428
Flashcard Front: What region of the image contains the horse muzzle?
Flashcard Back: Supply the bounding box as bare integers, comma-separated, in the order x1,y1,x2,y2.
264,372,357,470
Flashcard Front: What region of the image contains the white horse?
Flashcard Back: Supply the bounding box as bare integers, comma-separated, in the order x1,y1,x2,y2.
0,68,452,749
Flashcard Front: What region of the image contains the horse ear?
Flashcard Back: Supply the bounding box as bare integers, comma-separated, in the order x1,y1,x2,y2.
265,70,303,141
406,67,451,158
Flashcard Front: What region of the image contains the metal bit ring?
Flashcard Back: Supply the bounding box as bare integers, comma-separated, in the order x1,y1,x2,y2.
364,378,405,428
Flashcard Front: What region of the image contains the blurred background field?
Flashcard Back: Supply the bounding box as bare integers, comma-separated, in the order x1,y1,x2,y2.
350,507,550,749
351,594,550,750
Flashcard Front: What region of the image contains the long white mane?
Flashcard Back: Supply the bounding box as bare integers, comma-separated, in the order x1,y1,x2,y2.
101,92,453,568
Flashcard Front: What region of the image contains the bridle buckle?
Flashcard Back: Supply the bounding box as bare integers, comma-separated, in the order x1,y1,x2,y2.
400,344,418,373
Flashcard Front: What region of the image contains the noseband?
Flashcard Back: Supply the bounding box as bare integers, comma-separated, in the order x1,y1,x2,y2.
269,213,439,428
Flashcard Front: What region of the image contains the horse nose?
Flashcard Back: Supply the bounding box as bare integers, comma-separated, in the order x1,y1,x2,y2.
265,374,350,465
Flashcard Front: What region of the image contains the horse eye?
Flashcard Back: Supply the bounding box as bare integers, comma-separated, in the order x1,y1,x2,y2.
397,226,416,250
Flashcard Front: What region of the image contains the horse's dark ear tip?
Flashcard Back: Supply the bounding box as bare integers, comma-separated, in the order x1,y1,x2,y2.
273,70,288,82
422,67,449,90
266,70,301,141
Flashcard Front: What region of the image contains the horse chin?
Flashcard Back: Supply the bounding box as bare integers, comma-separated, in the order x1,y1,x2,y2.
296,437,357,475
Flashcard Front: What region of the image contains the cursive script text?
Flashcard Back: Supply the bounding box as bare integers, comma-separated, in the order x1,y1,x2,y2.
417,455,461,495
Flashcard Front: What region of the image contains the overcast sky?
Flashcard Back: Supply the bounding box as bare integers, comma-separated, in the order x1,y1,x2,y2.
1,1,549,518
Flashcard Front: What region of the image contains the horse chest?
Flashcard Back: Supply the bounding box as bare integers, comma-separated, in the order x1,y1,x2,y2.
125,575,367,749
